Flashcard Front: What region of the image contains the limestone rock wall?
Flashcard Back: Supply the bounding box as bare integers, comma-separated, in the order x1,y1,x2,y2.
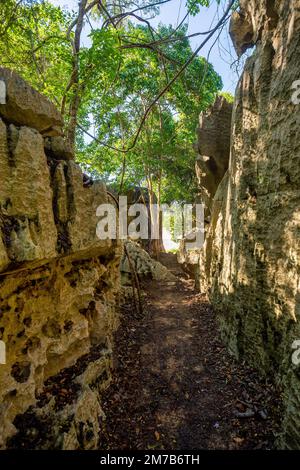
203,0,300,448
121,241,176,284
177,96,232,280
0,68,121,449
195,95,232,215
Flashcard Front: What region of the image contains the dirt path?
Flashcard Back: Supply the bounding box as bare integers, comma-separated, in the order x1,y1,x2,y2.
101,254,281,450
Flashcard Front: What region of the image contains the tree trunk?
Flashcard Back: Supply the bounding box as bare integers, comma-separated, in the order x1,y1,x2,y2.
66,0,88,150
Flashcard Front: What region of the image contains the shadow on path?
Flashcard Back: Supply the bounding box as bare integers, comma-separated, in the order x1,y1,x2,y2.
101,254,282,450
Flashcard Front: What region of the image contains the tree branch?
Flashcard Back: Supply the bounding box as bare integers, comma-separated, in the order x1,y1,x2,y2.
78,0,234,153
67,0,99,37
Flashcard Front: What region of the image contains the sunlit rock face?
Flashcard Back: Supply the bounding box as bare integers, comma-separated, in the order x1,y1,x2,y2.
0,69,121,449
121,240,176,284
0,67,63,136
179,96,232,284
195,95,232,216
206,0,300,448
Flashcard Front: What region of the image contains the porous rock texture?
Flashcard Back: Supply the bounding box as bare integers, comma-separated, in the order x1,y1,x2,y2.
177,229,202,282
177,96,232,278
121,240,176,289
0,70,121,449
195,95,232,216
200,0,300,448
0,67,63,136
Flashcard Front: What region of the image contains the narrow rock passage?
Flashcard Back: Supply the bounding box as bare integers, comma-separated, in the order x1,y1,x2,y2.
101,254,281,450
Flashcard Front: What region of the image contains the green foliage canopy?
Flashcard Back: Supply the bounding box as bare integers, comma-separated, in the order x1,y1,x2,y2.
0,0,229,204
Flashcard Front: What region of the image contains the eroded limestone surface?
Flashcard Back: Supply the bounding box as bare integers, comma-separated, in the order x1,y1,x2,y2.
195,95,232,216
0,67,63,136
199,0,300,448
121,241,176,285
0,70,121,448
178,96,232,279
